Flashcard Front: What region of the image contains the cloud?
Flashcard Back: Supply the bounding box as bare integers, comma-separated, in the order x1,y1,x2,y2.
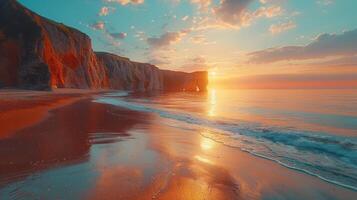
190,0,212,10
192,56,206,64
110,32,128,39
134,31,146,41
269,21,296,34
192,1,283,30
181,15,189,21
254,5,282,18
104,0,144,5
310,55,357,67
147,31,187,48
190,35,206,43
248,28,357,63
99,6,115,16
213,0,254,26
181,56,210,72
91,21,105,30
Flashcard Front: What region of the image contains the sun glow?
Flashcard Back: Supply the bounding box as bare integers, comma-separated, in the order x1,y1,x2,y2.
209,71,217,77
200,137,215,151
209,68,218,83
208,88,217,117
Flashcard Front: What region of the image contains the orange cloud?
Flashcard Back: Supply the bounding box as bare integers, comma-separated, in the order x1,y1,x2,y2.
99,6,115,16
105,0,144,6
269,21,296,34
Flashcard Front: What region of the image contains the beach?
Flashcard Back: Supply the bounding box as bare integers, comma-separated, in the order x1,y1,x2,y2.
0,89,356,199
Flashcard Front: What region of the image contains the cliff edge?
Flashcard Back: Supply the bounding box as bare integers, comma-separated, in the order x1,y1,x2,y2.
0,0,207,92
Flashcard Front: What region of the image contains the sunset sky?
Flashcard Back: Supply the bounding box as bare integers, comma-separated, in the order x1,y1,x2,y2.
19,0,357,88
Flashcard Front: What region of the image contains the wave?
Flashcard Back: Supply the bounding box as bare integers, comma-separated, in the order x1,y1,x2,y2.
94,96,357,191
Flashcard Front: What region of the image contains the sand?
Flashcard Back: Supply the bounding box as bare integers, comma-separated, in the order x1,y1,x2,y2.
0,90,355,200
0,89,109,139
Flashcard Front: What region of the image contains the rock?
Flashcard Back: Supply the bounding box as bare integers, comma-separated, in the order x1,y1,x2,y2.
161,70,208,92
0,0,108,90
96,52,163,91
97,52,208,92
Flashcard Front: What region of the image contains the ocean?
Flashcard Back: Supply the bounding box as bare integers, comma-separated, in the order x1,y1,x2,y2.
95,88,357,191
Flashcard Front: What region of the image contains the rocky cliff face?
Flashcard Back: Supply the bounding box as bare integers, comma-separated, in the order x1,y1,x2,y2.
96,52,163,91
0,0,108,90
0,0,207,92
97,52,208,92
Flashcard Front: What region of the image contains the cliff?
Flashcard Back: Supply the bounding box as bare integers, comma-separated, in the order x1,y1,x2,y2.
97,52,208,92
0,0,108,90
96,52,163,91
0,0,207,92
161,70,208,92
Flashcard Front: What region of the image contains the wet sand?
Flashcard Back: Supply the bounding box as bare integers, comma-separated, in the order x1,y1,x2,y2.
0,89,108,139
0,91,356,199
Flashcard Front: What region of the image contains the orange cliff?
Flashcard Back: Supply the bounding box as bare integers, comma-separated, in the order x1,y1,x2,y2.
0,0,207,92
0,0,108,90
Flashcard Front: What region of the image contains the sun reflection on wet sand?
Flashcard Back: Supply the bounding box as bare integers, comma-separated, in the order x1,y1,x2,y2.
200,136,215,151
194,134,217,165
194,155,213,164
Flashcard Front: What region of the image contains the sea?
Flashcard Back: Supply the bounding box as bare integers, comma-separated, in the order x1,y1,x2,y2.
95,88,357,191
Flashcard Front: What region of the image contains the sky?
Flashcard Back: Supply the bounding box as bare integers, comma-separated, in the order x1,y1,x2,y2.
19,0,357,88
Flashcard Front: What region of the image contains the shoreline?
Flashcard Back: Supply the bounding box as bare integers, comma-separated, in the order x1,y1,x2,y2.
197,132,357,192
0,91,356,199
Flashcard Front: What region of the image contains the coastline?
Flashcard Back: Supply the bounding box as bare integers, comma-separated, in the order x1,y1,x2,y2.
0,91,356,199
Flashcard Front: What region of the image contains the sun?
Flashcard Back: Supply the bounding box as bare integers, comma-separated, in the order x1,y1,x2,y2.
208,68,219,87
209,68,218,82
209,70,217,78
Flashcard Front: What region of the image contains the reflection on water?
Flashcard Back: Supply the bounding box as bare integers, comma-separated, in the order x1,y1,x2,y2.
0,100,160,199
194,155,213,164
200,135,215,151
207,88,217,117
205,88,357,136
